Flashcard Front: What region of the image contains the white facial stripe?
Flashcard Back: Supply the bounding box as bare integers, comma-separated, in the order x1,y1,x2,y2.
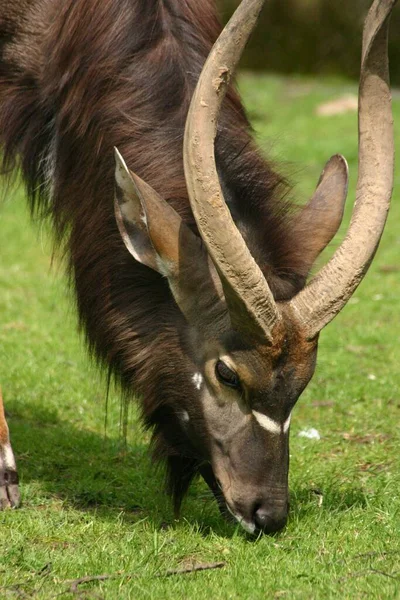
252,410,292,435
192,372,203,391
283,414,291,434
252,411,281,434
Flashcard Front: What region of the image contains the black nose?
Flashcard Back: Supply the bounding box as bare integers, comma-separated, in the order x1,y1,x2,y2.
253,505,288,534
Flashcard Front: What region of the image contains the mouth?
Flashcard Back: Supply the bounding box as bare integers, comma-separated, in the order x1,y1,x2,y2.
205,469,288,535
226,504,257,535
224,499,289,536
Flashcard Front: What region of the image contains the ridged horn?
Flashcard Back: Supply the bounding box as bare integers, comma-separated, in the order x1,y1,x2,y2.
183,0,280,343
290,0,396,339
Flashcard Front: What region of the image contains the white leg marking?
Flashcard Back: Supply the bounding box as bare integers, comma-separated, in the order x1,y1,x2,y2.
192,372,203,391
3,443,17,470
252,411,281,435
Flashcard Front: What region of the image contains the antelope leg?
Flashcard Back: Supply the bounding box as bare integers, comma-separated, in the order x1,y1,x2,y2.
0,389,20,509
199,463,230,519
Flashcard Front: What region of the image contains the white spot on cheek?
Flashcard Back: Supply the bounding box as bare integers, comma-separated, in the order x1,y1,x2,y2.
192,372,203,391
252,411,281,434
181,411,190,423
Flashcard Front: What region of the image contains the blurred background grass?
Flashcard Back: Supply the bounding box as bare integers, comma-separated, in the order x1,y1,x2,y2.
218,1,400,83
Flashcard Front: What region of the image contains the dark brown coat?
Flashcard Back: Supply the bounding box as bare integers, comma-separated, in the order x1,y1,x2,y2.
0,0,312,509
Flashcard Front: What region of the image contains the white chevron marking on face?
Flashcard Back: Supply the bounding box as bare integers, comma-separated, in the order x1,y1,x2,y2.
252,411,281,434
252,411,292,435
283,414,291,434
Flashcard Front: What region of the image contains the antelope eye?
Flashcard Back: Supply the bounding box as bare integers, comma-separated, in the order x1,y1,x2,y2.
215,360,240,389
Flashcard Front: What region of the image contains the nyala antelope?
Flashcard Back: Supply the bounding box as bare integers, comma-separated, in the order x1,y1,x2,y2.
0,0,396,534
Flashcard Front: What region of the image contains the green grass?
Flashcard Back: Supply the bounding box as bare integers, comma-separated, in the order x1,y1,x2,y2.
0,74,399,599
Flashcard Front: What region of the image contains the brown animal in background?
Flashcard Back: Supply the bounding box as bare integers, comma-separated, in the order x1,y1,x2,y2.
0,389,19,509
0,0,396,534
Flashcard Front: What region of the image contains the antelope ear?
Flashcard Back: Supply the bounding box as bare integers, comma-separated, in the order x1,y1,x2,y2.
115,147,195,279
114,148,228,329
292,154,348,267
114,148,163,273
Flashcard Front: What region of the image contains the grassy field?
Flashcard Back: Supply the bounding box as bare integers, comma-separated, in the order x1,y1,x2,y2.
0,75,399,599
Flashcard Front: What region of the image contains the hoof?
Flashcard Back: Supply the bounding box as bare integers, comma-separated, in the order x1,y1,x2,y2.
0,439,21,509
0,467,20,509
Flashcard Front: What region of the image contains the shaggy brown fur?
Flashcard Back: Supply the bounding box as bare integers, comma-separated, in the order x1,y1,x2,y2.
0,0,312,510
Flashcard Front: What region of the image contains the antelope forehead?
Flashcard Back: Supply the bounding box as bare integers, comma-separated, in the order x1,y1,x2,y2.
252,410,291,434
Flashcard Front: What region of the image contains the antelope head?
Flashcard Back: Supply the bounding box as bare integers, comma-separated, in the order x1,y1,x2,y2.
114,0,396,534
